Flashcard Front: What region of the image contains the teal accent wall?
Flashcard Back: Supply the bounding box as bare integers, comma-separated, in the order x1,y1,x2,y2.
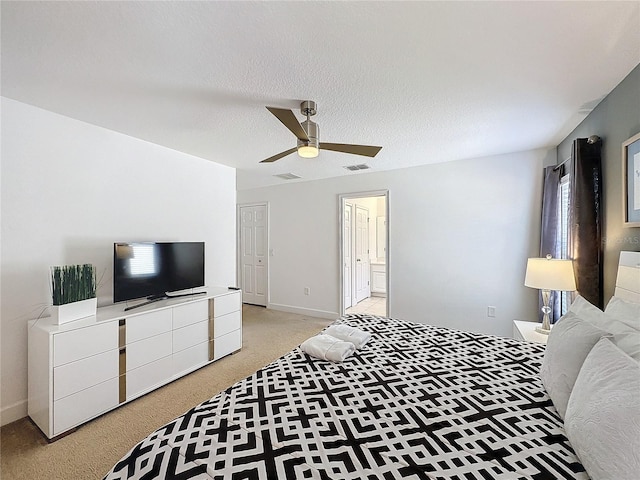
557,64,640,302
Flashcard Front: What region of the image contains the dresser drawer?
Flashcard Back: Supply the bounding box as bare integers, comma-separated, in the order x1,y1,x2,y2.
127,355,173,400
127,332,172,371
53,323,118,367
53,377,119,436
212,292,240,317
173,320,208,353
173,342,208,377
54,349,118,401
214,329,242,360
126,309,172,343
172,300,208,329
214,310,241,338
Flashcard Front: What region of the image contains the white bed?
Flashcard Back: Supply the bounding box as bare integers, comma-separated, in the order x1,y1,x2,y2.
104,251,640,480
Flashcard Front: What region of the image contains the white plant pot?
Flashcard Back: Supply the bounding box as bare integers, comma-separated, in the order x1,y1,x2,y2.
52,297,97,325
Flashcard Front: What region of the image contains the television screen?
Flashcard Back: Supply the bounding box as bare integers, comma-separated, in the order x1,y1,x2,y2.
113,242,205,303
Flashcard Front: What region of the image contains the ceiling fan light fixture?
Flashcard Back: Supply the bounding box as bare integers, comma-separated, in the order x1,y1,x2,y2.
297,117,319,158
298,144,319,158
261,100,382,164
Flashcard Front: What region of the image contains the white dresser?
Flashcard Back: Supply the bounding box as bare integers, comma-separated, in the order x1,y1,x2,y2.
28,287,241,440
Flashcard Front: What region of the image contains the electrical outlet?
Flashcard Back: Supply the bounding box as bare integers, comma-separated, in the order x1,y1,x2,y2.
304,287,310,295
487,306,496,318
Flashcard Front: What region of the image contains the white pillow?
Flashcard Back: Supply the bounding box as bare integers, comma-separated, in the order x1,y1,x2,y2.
604,296,640,331
540,312,609,419
564,338,640,480
568,295,607,326
566,295,639,360
611,331,640,361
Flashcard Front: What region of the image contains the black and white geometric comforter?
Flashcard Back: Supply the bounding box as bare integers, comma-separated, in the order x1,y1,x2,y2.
104,314,587,480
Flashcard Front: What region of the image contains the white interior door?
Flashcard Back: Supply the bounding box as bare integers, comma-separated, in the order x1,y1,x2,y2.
343,203,353,308
355,205,370,303
239,204,267,306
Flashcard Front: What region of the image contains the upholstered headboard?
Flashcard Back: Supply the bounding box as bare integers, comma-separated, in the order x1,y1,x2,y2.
614,251,640,303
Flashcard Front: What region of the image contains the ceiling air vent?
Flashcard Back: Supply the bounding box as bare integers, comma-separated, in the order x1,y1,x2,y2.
274,173,301,180
344,164,371,171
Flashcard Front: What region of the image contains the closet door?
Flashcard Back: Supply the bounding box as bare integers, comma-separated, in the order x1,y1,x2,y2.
239,204,267,306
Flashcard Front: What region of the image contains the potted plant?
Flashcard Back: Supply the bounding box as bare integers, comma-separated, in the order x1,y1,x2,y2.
50,264,97,324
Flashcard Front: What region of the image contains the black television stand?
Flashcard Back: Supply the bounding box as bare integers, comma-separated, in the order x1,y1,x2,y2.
123,291,207,312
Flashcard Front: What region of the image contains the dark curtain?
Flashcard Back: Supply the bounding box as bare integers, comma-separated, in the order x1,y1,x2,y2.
539,166,563,322
568,137,603,308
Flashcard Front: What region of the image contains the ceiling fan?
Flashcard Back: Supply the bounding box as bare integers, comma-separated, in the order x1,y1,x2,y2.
260,100,382,163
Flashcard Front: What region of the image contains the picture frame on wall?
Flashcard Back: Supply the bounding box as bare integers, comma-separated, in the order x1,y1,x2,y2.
622,132,640,227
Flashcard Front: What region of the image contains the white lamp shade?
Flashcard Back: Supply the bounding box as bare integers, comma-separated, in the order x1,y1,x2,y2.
524,257,577,291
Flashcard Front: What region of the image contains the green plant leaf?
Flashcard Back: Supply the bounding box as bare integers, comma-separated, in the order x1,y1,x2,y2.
51,264,97,305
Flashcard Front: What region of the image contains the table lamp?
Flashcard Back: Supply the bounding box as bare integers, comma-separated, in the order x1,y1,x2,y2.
524,255,577,334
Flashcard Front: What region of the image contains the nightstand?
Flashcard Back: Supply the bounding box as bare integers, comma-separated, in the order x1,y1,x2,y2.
513,320,549,345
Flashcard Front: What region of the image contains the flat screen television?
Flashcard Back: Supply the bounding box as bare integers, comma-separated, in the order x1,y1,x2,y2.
114,241,205,310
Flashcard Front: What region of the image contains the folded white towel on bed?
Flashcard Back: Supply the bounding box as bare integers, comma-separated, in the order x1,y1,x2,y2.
300,334,356,362
324,324,372,349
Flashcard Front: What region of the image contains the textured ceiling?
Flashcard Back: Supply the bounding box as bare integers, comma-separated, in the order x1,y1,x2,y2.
2,1,639,190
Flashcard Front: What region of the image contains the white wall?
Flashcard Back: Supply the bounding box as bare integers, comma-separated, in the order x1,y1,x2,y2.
0,98,237,425
238,148,554,336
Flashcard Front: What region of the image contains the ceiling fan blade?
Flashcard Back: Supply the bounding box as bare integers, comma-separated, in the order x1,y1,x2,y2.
260,147,297,163
266,107,309,141
319,143,382,157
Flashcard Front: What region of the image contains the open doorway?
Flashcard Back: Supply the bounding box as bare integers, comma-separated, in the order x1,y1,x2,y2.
339,191,388,316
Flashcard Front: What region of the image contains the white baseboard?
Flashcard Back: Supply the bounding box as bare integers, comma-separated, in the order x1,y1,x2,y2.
1,399,27,427
267,303,339,320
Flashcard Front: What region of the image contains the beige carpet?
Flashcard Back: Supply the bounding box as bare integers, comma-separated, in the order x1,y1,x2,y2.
0,305,334,480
